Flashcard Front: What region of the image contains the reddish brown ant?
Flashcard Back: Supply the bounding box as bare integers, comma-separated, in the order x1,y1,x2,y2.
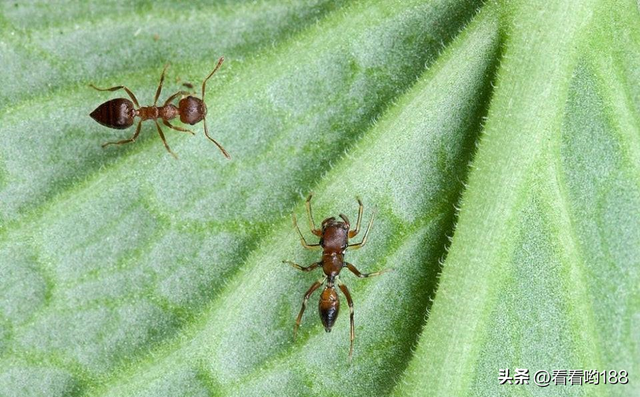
283,193,390,360
89,57,230,159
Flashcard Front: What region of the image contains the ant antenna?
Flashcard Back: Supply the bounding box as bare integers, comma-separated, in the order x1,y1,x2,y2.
202,56,224,100
201,57,230,159
204,118,231,159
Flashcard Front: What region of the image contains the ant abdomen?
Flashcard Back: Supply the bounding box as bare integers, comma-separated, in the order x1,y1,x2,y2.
319,287,340,332
90,98,135,129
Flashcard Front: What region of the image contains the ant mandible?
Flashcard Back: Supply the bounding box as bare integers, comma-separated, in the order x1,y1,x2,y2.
89,57,230,159
283,193,390,360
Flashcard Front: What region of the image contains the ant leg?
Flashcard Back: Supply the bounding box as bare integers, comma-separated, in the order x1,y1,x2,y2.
163,120,195,136
89,84,140,108
154,63,169,106
348,197,364,238
294,276,325,341
345,262,391,278
203,118,231,159
163,91,190,107
154,121,178,159
305,193,322,236
283,260,321,272
292,213,321,250
337,279,355,361
348,208,376,250
102,120,142,148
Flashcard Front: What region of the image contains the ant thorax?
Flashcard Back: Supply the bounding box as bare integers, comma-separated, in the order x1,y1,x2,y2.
159,104,179,120
321,252,343,277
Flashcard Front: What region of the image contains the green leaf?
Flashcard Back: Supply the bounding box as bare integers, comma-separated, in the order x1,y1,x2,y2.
396,0,640,396
0,1,638,396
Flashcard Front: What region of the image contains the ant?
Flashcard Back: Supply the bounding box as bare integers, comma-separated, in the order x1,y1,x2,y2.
283,193,390,360
89,57,230,159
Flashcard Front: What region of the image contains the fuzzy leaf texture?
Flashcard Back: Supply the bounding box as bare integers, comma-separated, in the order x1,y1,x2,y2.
0,0,638,396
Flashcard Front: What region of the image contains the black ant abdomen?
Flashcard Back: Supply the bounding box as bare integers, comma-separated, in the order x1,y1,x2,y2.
90,98,136,129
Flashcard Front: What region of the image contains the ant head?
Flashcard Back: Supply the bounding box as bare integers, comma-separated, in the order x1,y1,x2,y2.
319,284,340,332
179,56,223,126
181,57,231,159
321,217,337,229
321,216,350,231
178,96,206,125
